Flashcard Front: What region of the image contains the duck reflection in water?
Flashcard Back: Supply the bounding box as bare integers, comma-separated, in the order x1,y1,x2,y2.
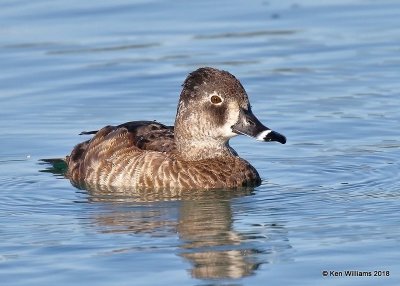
79,183,291,280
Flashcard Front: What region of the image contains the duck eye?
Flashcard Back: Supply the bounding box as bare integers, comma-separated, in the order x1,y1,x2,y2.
210,95,222,104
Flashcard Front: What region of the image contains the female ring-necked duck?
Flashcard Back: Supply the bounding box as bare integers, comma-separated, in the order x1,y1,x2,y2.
67,67,286,190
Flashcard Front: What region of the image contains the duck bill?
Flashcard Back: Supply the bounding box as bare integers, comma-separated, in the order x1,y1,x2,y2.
231,108,286,144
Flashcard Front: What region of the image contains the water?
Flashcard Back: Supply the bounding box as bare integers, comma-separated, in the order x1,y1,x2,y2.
1,0,399,285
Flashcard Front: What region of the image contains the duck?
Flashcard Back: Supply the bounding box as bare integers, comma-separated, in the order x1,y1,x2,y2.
66,67,286,190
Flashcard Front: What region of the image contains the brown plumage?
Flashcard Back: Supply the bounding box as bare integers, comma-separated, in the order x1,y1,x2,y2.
66,67,286,190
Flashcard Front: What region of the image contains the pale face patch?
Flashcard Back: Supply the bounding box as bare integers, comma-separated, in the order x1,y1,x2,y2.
221,101,240,139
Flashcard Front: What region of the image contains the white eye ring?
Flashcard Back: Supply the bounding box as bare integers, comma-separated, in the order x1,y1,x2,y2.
209,93,223,105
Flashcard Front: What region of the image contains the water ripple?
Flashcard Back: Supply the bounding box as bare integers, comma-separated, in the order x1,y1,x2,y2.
194,30,298,40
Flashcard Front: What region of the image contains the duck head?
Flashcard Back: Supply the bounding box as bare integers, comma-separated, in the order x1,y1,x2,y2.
175,67,286,160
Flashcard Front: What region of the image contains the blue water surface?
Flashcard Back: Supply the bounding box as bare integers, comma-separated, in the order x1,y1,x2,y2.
1,0,399,285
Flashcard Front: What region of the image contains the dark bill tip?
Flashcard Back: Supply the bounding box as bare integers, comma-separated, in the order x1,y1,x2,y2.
256,130,286,144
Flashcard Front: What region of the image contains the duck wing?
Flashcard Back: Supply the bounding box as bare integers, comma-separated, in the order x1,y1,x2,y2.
67,121,175,186
118,121,175,152
79,120,175,153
